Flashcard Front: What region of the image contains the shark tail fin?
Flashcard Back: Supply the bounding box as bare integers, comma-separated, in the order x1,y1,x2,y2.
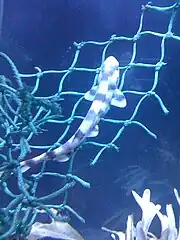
20,147,71,173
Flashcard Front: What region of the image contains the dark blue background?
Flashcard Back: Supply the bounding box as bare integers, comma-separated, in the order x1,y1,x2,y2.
0,0,180,239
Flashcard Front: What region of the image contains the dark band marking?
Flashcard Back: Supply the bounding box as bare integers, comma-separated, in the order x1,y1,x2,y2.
98,108,106,118
89,88,96,96
95,93,106,102
114,91,125,101
108,83,116,91
74,129,85,141
85,109,96,121
24,159,38,168
46,151,57,160
100,71,109,82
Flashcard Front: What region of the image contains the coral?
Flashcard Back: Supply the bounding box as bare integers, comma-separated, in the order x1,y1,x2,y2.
103,188,180,240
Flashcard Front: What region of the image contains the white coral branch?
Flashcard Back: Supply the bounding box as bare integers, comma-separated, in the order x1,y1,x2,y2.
102,188,180,240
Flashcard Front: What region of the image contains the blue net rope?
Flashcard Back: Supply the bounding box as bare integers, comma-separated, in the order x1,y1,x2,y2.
0,1,179,239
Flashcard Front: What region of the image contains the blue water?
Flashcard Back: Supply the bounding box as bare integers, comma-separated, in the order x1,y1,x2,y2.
0,0,180,239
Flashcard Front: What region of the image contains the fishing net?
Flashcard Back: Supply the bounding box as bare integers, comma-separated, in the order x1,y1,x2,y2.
0,1,179,239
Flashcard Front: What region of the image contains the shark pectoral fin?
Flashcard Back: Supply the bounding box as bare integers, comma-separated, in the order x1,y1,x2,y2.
111,89,127,108
56,154,70,162
87,125,99,137
84,86,98,101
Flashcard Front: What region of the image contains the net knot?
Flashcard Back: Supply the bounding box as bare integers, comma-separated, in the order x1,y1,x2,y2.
96,68,101,74
141,2,152,11
165,31,173,38
124,120,131,127
133,33,141,41
67,117,74,125
147,91,155,96
68,67,74,73
73,41,85,50
107,143,119,152
110,34,117,42
155,63,162,71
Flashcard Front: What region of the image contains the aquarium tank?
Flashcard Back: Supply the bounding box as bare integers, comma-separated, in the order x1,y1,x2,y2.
0,0,179,239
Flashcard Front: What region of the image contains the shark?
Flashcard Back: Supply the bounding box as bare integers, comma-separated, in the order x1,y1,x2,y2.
20,56,127,173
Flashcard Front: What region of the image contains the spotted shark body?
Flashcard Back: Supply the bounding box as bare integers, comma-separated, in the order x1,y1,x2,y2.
21,56,127,172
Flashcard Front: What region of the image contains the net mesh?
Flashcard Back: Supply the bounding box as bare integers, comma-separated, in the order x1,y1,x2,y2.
0,1,179,239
